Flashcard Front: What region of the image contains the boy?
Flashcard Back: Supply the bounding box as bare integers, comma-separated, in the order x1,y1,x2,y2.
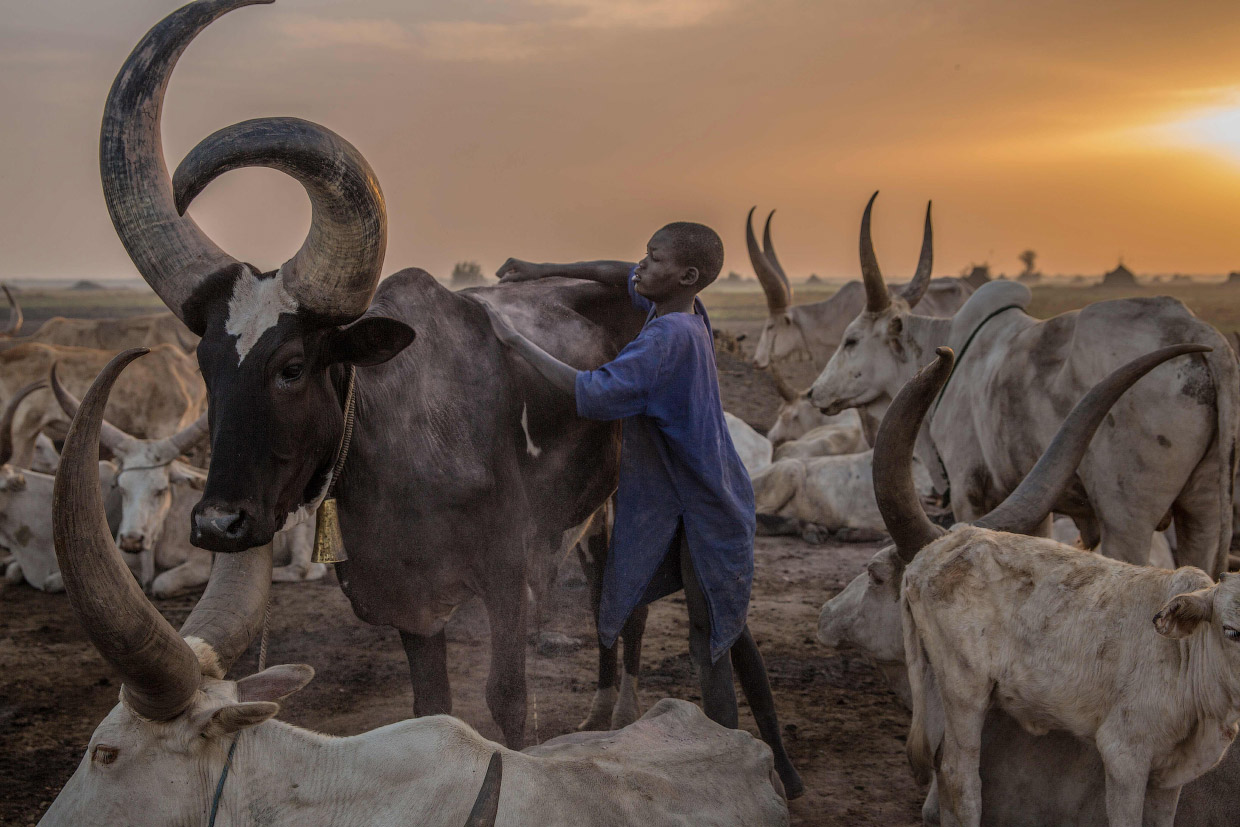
485,222,803,798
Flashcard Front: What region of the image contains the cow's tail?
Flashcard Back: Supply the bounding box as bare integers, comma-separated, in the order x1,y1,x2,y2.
1206,340,1239,578
902,591,934,786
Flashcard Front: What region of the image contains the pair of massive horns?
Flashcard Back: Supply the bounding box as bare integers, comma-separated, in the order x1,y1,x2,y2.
100,0,385,335
874,343,1210,563
53,349,271,720
860,192,933,314
747,207,792,316
49,363,207,461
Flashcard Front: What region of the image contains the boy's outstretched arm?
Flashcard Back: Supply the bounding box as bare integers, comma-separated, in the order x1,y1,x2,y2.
481,301,578,396
496,258,633,288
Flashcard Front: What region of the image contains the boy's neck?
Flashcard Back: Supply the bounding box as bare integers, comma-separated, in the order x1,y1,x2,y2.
654,293,698,317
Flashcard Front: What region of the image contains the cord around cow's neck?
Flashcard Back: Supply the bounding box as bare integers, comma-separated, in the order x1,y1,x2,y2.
327,365,357,496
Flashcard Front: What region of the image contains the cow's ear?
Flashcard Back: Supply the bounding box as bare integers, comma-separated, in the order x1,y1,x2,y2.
887,316,906,360
169,464,205,491
1154,589,1214,638
200,702,280,739
236,664,314,703
324,317,415,367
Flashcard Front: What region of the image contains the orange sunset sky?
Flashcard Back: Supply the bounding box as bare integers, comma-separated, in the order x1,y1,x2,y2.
3,0,1240,283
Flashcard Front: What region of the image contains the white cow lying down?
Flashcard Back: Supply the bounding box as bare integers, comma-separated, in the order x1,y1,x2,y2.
752,449,933,543
725,412,772,476
42,348,790,827
869,344,1237,827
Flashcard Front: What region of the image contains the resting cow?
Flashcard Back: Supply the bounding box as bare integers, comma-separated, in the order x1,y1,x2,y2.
49,368,320,597
745,205,973,370
766,366,864,448
811,193,1239,575
819,350,1234,825
41,349,789,827
867,344,1238,827
725,412,772,476
98,0,650,747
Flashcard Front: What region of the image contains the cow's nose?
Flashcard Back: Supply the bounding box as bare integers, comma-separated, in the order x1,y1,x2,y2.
118,533,145,553
192,504,252,551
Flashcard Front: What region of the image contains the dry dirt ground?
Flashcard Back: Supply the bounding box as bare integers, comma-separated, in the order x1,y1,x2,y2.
1,320,922,826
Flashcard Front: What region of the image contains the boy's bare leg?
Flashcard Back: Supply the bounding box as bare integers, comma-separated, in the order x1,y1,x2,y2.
679,528,739,728
731,627,805,799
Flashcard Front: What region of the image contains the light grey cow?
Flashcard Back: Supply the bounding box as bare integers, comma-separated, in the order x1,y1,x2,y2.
810,195,1239,576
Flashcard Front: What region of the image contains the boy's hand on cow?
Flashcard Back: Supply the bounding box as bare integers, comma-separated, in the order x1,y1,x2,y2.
496,258,546,283
482,302,522,347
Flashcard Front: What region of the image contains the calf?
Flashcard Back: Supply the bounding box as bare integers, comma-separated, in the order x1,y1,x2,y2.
870,343,1236,827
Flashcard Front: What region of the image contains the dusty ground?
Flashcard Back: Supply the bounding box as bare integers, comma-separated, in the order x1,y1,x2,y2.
0,536,921,826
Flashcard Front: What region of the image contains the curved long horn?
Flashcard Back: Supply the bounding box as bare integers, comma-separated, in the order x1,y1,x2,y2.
464,752,503,827
100,0,272,334
873,347,950,562
50,363,137,457
179,540,273,678
860,191,891,314
173,116,386,324
770,365,798,403
898,201,934,309
0,382,47,466
975,344,1210,535
53,348,202,720
747,207,790,316
161,412,210,459
761,210,790,287
0,284,23,337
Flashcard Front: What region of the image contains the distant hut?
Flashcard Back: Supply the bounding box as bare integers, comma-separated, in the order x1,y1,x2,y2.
963,264,992,289
1226,271,1240,286
70,279,106,291
806,273,823,285
1100,262,1137,288
723,270,745,285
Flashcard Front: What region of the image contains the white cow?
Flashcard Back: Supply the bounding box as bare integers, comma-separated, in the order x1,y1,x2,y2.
865,344,1234,827
51,367,323,597
725,412,772,476
773,423,868,461
752,449,934,543
42,349,790,827
745,205,973,370
810,197,1239,576
767,366,864,447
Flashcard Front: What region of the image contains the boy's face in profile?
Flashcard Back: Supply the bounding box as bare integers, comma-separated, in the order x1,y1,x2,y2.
634,230,700,303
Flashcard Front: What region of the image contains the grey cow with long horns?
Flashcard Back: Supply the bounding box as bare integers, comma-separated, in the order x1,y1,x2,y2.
97,0,657,746
811,195,1240,575
41,348,789,827
746,199,973,370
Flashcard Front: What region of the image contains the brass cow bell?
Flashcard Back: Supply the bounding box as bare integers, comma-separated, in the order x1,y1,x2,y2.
312,498,348,564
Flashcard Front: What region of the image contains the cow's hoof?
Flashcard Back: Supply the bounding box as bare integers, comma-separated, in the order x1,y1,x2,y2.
578,685,617,731
610,672,641,729
4,560,22,585
42,572,64,593
801,523,832,545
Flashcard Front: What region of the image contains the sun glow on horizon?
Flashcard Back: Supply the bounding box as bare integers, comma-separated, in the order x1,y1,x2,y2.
1153,97,1240,164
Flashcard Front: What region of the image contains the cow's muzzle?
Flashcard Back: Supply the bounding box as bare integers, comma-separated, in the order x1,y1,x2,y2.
191,501,269,553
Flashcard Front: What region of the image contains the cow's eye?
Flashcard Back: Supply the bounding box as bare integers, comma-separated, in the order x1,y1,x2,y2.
843,338,858,349
279,362,305,383
1224,626,1239,641
92,745,119,765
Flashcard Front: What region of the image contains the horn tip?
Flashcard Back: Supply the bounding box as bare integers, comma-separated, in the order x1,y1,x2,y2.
935,346,953,359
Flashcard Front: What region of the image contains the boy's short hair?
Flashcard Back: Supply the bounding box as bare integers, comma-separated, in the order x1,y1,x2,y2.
658,222,724,288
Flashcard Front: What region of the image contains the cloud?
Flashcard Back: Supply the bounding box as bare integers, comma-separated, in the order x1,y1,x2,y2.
279,17,414,53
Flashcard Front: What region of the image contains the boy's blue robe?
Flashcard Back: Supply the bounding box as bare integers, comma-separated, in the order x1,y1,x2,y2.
575,272,755,662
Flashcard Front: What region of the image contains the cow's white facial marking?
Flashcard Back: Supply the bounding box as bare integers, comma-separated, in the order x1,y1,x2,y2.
226,265,298,364
521,403,542,459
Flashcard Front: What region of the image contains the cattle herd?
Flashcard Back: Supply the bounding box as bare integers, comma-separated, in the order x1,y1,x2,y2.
6,1,1240,825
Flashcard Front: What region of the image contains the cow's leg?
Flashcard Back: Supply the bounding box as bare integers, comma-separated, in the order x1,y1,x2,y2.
1141,784,1180,827
935,691,987,827
1097,732,1151,827
611,605,648,729
730,626,804,799
922,775,942,826
483,581,528,749
576,525,619,730
1170,450,1226,577
400,630,452,717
